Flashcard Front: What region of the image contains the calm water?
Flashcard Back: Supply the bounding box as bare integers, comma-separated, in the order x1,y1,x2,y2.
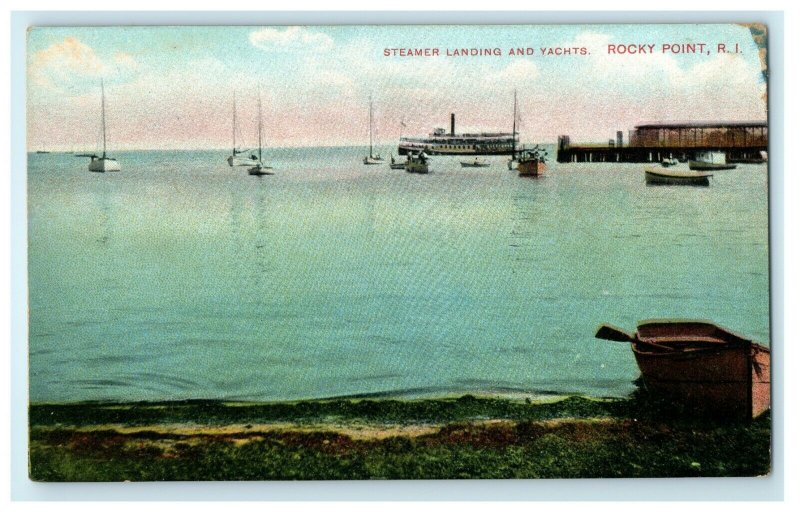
28,147,770,402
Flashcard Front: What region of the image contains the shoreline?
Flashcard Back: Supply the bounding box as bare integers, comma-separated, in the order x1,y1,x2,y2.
29,394,771,481
28,389,586,407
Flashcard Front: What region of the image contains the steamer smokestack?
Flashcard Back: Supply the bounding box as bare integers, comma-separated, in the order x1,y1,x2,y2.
450,113,455,136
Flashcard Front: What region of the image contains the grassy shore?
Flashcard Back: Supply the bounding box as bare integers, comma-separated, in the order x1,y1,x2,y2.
29,394,770,481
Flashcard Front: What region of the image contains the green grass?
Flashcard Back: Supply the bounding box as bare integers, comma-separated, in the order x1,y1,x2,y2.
28,395,771,481
30,394,618,427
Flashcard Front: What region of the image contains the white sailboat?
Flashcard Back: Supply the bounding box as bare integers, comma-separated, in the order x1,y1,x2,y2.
363,95,384,165
248,90,274,176
82,79,121,172
227,91,259,167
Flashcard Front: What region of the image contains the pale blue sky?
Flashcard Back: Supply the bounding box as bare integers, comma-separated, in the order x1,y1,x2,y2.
27,24,767,150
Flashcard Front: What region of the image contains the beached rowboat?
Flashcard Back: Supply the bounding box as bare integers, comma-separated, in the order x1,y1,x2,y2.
595,320,770,420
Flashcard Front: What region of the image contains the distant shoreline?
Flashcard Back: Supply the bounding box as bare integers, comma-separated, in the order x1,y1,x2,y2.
25,144,560,154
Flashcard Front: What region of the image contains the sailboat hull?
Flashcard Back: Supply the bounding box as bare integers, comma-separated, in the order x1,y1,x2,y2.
228,155,259,167
88,157,121,172
248,165,274,176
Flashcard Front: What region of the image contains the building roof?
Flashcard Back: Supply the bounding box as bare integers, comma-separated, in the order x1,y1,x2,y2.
634,121,768,130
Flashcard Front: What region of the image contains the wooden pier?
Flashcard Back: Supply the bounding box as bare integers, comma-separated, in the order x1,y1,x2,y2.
557,121,768,164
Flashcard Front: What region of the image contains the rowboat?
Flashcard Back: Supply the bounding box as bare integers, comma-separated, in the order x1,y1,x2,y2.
596,320,770,420
645,167,711,186
389,155,406,169
460,158,490,168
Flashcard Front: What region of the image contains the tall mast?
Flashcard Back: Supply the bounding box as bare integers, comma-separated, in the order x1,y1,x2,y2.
257,89,263,164
512,89,517,158
369,95,373,158
232,90,237,155
101,79,107,158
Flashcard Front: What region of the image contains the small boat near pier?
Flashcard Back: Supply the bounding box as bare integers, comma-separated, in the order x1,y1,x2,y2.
644,167,711,186
688,151,737,171
516,146,547,177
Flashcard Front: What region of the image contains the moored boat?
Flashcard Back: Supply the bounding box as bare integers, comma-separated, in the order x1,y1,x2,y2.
661,158,678,167
517,146,547,177
87,154,121,172
247,90,274,177
405,152,429,174
595,320,770,420
645,167,711,186
689,151,737,170
363,96,384,164
389,154,406,169
460,158,490,168
398,94,519,157
81,79,121,172
227,91,259,167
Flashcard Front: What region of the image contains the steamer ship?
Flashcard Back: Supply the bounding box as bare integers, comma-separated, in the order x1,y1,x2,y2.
398,113,517,156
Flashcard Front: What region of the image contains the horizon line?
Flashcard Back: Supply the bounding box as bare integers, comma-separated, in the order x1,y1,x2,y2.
27,141,564,153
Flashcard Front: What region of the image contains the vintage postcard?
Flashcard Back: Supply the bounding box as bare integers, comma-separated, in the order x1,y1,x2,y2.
26,23,770,481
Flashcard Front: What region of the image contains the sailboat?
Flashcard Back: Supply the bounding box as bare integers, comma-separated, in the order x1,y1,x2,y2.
248,90,274,177
507,89,519,171
227,91,259,167
80,79,120,172
363,95,384,165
